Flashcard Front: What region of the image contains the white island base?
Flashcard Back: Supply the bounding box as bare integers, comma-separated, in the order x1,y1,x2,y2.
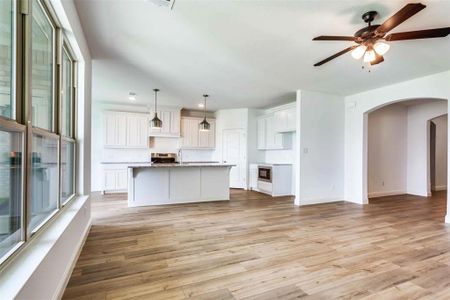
127,164,233,207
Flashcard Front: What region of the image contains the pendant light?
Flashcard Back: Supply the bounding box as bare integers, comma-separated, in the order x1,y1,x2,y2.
199,94,210,131
151,88,162,129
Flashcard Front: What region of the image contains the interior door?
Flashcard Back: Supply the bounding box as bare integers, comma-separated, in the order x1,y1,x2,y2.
222,129,246,188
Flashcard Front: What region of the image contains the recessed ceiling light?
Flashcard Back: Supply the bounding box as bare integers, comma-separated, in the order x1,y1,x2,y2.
198,103,204,108
128,92,137,101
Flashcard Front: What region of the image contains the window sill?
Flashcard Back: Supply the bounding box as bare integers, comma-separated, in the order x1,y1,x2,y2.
0,195,90,299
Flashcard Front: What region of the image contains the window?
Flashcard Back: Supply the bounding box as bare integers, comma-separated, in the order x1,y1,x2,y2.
31,0,54,131
29,132,59,232
61,140,75,203
0,126,23,259
61,48,73,137
0,0,14,119
0,0,78,265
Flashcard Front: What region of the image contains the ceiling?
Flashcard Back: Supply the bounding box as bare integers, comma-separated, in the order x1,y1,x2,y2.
75,0,450,110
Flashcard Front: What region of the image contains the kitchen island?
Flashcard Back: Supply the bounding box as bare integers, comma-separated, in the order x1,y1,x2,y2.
127,163,234,207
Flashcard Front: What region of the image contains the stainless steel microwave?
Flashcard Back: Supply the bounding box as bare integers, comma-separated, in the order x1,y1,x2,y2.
258,166,272,182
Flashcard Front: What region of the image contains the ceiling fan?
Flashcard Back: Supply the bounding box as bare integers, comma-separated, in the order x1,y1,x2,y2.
312,3,450,67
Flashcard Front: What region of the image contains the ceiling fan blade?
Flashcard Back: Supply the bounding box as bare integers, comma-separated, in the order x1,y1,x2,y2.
313,35,356,41
370,54,384,65
314,46,357,66
385,27,450,41
375,3,426,35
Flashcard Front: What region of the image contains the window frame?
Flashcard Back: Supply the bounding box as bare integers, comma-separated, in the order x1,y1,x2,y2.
30,0,58,133
0,121,26,266
0,0,79,268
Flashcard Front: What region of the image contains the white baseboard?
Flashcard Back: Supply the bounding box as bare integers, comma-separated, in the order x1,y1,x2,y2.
55,218,92,300
368,190,406,198
433,185,447,191
446,214,450,224
299,196,344,206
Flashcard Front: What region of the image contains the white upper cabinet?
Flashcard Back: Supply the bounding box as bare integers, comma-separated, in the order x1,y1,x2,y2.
126,113,148,148
274,104,296,133
104,112,127,147
181,117,215,149
257,117,266,150
104,111,148,148
149,106,181,137
257,102,295,150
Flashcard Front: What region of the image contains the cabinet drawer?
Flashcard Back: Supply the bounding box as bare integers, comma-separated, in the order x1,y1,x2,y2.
257,180,272,193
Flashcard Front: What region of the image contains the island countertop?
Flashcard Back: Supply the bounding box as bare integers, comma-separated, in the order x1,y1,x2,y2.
127,163,235,168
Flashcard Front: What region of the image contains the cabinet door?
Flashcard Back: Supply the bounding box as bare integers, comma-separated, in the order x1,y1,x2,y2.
286,107,296,131
208,120,216,148
160,110,172,134
257,117,266,150
104,113,117,147
265,115,275,149
180,118,190,147
170,110,180,135
274,110,287,133
104,112,127,147
116,170,128,190
127,113,148,148
189,119,199,147
116,114,127,146
198,118,215,148
104,170,117,191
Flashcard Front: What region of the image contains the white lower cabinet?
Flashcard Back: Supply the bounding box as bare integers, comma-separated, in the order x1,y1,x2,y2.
103,167,128,193
249,164,259,190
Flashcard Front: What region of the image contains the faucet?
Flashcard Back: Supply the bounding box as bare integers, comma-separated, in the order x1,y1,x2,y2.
178,149,183,164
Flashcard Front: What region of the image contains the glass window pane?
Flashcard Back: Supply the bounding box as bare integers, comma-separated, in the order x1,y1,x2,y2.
0,128,23,258
61,50,72,137
31,1,54,131
30,133,58,232
0,0,14,119
61,140,74,203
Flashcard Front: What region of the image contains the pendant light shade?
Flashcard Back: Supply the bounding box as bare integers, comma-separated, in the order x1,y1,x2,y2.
199,94,210,132
151,88,162,129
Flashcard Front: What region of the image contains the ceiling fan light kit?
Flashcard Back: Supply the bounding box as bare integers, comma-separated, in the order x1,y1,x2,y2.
363,48,376,63
313,3,450,67
351,45,367,60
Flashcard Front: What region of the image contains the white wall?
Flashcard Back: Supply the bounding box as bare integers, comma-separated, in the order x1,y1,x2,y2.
368,104,408,197
433,115,448,190
406,101,447,196
344,71,450,206
296,90,345,205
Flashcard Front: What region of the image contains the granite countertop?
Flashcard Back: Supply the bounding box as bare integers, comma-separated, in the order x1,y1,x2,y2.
128,163,235,168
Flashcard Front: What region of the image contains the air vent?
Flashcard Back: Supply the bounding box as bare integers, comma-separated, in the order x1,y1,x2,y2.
147,0,175,10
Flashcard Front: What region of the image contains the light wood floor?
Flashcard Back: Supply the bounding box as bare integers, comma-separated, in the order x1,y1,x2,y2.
63,190,450,300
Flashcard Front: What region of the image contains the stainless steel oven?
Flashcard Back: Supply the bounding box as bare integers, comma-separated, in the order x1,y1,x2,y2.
258,166,272,182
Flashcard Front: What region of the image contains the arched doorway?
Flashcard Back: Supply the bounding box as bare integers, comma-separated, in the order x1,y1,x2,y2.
365,99,447,201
